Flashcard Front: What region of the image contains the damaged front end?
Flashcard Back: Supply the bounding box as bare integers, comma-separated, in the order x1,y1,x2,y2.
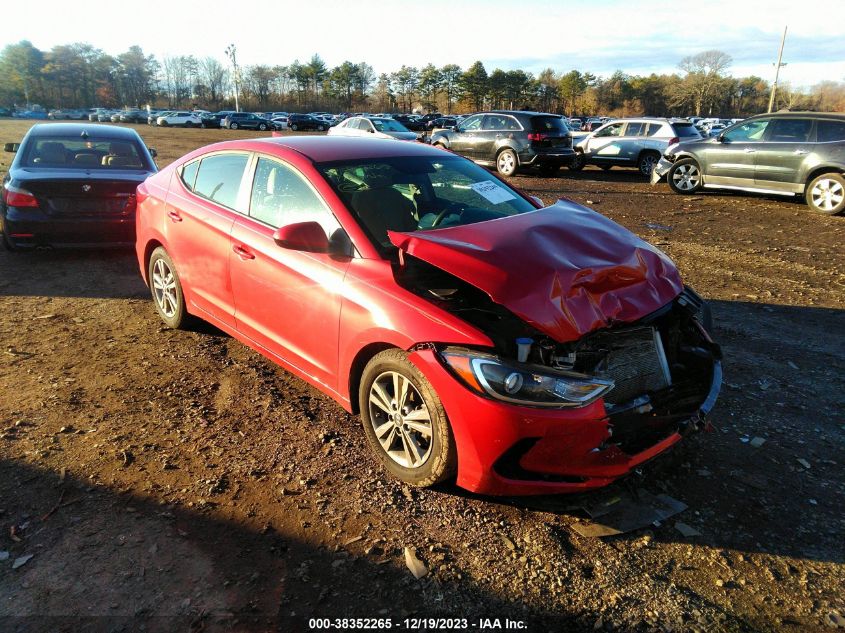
391,204,721,493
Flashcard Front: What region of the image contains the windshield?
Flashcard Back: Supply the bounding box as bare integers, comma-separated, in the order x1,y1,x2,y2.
21,137,150,170
319,155,536,250
372,119,409,133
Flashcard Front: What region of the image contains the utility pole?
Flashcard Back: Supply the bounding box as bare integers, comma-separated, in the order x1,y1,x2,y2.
767,26,788,113
225,44,241,113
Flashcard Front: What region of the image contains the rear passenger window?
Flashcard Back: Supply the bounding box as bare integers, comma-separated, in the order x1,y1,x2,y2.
646,123,664,136
767,119,812,142
624,122,646,136
193,153,249,210
816,121,845,142
180,160,199,189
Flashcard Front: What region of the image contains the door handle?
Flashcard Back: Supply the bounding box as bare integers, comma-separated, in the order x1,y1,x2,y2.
232,244,255,260
793,149,809,155
167,210,183,222
495,134,502,138
743,148,756,153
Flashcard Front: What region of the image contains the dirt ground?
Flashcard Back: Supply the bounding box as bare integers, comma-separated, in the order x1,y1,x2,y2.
0,120,843,633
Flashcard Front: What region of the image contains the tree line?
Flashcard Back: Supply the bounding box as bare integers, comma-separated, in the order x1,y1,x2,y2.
1,40,843,117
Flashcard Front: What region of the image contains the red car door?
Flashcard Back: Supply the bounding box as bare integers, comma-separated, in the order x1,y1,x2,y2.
229,155,352,393
163,152,250,328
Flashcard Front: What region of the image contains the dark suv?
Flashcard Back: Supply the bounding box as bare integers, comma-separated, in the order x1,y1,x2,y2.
221,112,272,131
653,112,845,215
287,114,328,131
429,110,575,177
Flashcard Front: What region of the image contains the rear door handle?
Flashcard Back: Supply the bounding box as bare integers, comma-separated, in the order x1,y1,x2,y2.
793,149,809,155
167,210,182,222
232,244,255,260
743,148,756,153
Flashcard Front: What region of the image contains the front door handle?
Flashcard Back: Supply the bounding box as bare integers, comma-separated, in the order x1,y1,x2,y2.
167,210,182,222
793,149,809,155
232,244,255,260
743,148,756,153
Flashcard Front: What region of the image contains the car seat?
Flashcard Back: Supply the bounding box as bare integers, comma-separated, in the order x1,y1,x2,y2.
34,142,67,165
349,180,418,244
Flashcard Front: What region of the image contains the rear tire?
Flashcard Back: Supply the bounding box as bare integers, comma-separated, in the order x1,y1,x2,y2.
637,151,660,177
148,247,191,330
318,125,326,131
496,148,518,177
230,122,239,130
291,123,298,131
667,158,703,194
600,164,613,171
258,123,267,131
359,349,457,487
805,173,845,215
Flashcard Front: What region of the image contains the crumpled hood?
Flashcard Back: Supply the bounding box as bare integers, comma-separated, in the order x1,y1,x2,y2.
388,201,684,343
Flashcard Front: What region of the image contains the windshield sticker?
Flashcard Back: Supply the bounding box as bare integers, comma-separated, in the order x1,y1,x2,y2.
470,180,517,204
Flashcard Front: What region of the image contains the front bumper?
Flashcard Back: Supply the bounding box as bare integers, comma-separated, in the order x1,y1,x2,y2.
408,347,721,496
2,207,135,248
651,156,675,183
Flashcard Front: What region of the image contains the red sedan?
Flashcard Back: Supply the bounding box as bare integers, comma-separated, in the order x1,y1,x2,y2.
135,137,721,495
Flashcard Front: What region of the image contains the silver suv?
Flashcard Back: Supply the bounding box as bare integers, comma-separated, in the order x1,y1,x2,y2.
652,112,845,215
571,118,702,176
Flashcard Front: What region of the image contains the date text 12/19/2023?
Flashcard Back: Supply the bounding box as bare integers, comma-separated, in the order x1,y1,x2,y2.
307,618,528,630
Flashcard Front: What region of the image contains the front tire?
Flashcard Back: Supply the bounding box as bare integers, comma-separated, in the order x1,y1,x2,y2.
667,158,703,194
291,123,298,131
258,123,267,131
230,122,239,130
318,125,326,131
805,173,845,215
359,349,457,487
496,148,518,177
148,247,191,329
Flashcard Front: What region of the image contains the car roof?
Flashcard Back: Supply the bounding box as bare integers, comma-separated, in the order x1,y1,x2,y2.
26,123,142,140
745,111,845,122
488,110,562,118
253,136,445,162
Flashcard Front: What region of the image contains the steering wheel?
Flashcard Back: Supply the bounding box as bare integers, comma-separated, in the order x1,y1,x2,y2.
430,203,465,227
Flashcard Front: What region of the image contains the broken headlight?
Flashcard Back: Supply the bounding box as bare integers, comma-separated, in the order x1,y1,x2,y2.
439,348,614,408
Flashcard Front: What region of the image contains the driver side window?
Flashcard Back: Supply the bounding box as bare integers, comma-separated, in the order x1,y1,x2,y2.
249,157,338,237
723,119,770,142
595,123,623,138
460,115,482,131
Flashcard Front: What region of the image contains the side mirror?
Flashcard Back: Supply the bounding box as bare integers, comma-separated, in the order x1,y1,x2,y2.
148,147,158,157
449,126,460,132
716,134,727,143
367,128,375,133
272,221,330,253
4,142,20,153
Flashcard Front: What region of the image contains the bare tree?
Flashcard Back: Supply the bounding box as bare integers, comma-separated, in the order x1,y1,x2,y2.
675,50,733,115
199,57,228,107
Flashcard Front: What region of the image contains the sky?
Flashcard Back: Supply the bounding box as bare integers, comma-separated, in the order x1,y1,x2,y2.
3,0,844,88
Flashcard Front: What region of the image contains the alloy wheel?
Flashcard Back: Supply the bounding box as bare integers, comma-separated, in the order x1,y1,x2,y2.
639,154,658,176
810,178,844,213
367,371,432,469
497,150,516,176
151,258,178,319
672,163,700,191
